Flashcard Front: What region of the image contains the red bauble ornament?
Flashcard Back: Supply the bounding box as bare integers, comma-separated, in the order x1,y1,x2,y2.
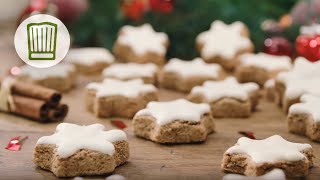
263,36,293,57
121,0,146,20
296,35,320,62
149,0,174,13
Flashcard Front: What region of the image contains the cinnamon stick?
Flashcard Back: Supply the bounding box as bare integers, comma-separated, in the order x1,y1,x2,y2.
0,79,61,106
11,95,50,122
48,104,68,122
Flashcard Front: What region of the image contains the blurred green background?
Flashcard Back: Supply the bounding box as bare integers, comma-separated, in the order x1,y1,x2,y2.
71,0,300,59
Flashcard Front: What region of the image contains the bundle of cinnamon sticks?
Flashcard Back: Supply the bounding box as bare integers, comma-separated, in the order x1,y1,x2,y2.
0,78,68,122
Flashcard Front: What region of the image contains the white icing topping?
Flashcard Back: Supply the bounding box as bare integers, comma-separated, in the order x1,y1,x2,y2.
103,63,158,80
36,123,127,158
239,53,292,71
65,47,114,65
164,58,222,78
276,57,320,99
135,99,210,125
264,79,275,89
222,169,285,180
118,24,168,55
86,79,156,98
190,77,259,102
196,20,252,59
289,94,320,122
19,63,75,80
226,135,312,163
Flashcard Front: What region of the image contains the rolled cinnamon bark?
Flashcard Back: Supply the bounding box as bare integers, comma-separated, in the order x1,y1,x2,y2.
0,78,61,106
48,104,68,122
11,95,50,122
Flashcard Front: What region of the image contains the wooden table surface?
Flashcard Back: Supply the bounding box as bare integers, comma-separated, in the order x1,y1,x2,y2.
0,27,319,180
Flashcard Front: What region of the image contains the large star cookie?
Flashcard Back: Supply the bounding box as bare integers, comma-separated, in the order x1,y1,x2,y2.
34,123,129,177
133,99,215,143
196,20,253,70
222,135,313,177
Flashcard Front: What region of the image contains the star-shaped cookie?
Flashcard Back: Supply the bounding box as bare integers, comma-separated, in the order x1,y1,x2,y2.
222,135,313,177
34,123,129,177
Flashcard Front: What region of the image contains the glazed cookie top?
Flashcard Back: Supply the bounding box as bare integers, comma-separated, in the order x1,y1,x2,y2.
289,94,320,122
276,57,320,99
223,169,285,180
65,47,115,65
196,20,252,59
103,63,158,80
117,24,168,56
86,79,156,98
163,58,222,79
135,99,210,125
36,123,127,158
19,63,75,80
239,53,292,71
226,135,311,163
190,77,259,102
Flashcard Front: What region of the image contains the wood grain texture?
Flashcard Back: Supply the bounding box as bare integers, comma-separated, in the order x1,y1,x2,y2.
0,29,319,180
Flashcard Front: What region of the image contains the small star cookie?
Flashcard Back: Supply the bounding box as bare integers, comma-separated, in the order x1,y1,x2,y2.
133,99,215,143
235,53,291,86
34,123,129,177
196,20,253,70
188,77,260,118
159,58,225,92
222,135,313,177
113,24,169,65
17,63,76,91
86,79,157,118
103,63,159,84
65,47,114,74
288,94,320,141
